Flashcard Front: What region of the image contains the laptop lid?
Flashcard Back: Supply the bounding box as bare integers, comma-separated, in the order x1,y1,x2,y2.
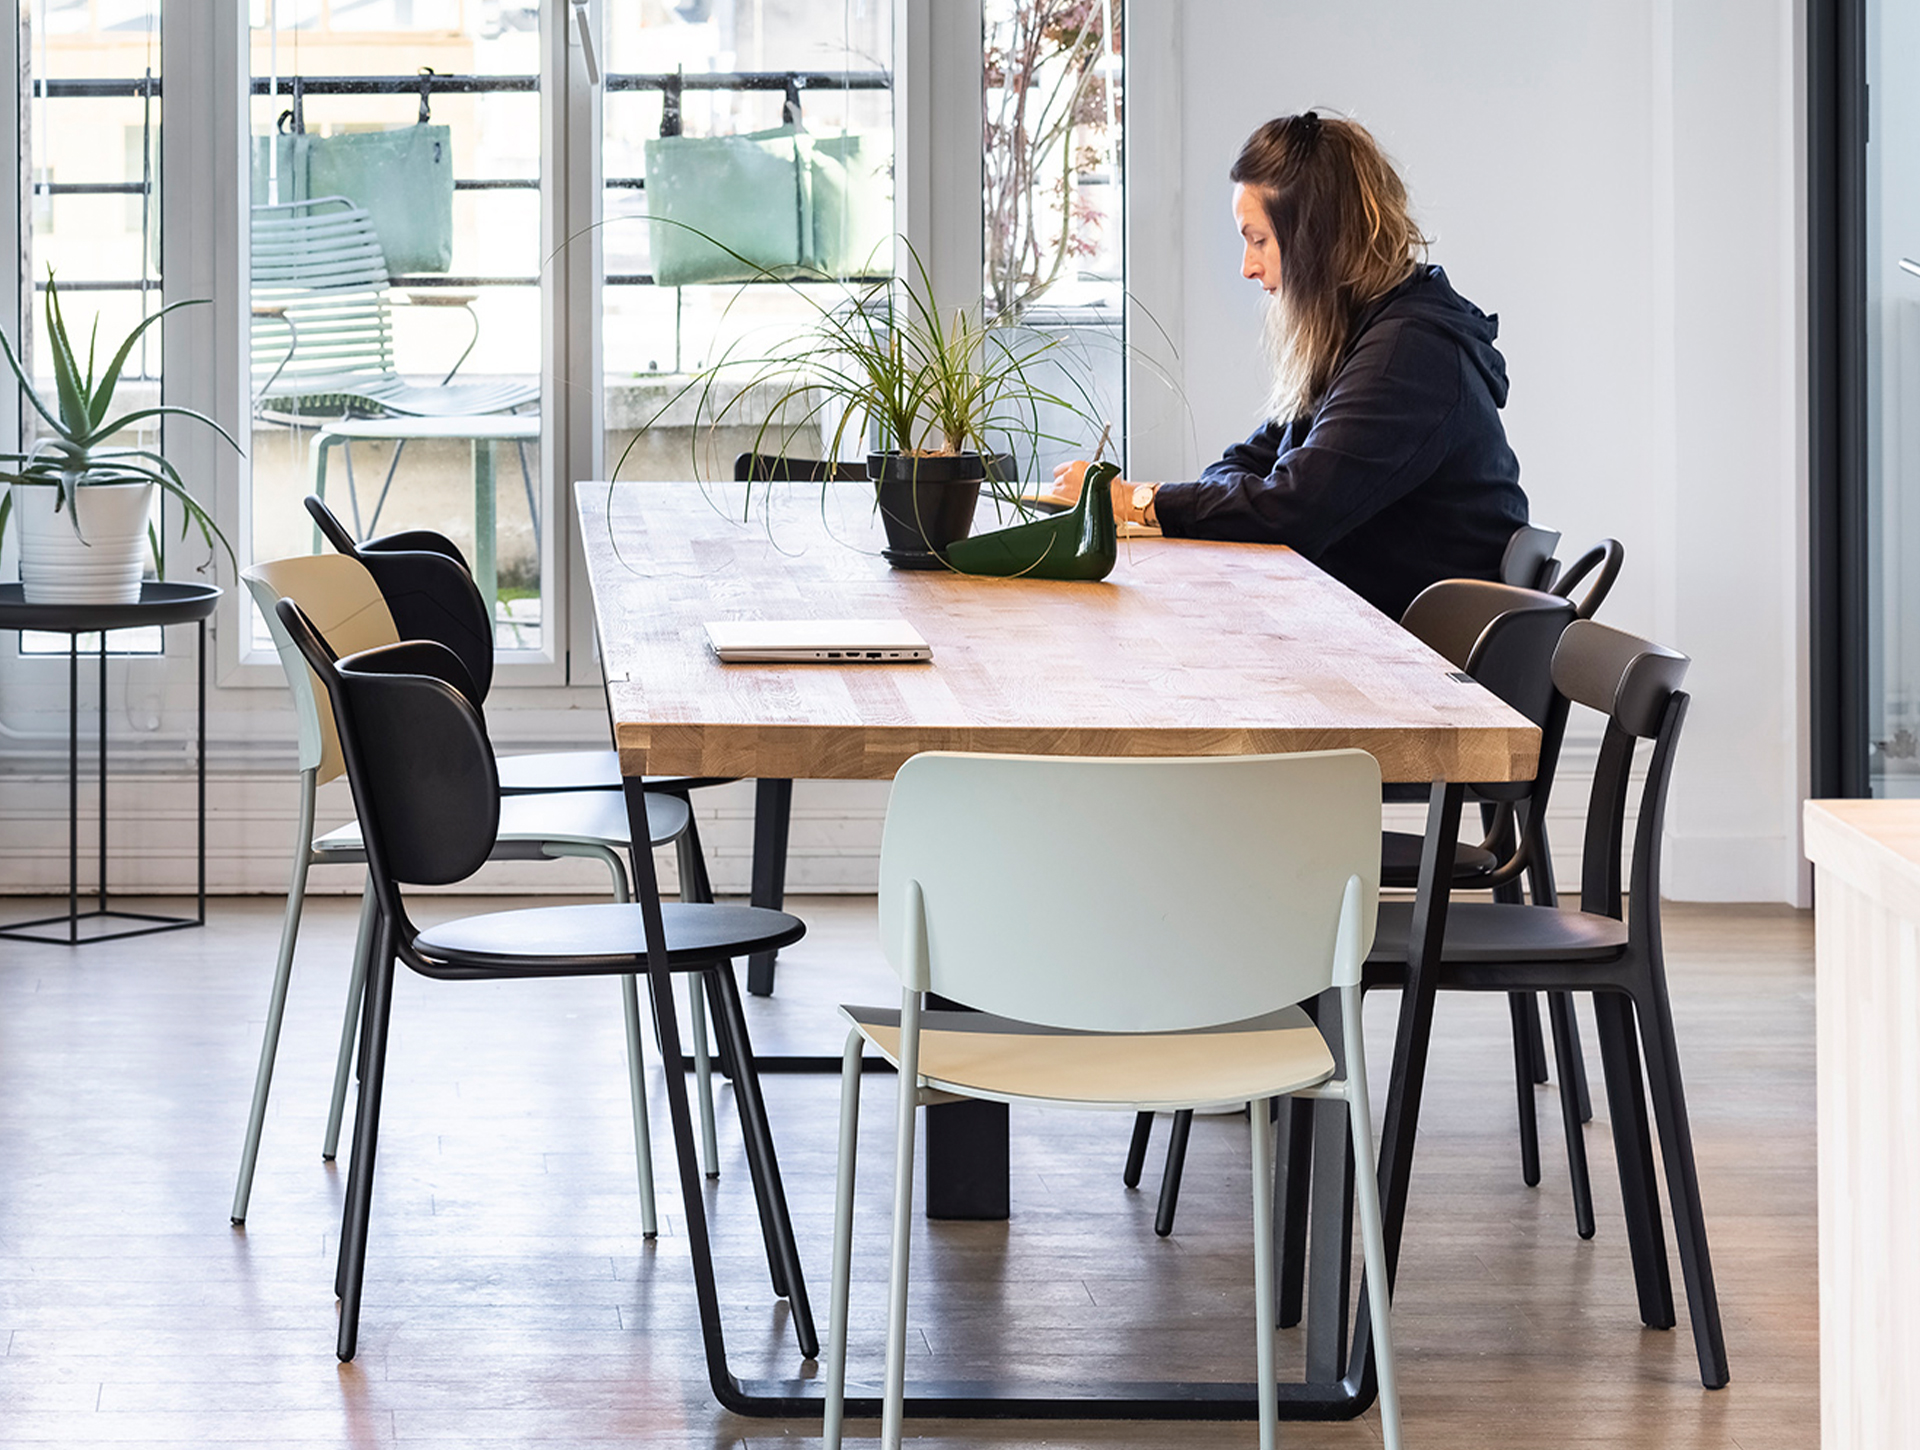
704,618,933,663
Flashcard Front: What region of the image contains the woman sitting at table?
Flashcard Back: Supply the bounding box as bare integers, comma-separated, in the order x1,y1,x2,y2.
1055,111,1527,621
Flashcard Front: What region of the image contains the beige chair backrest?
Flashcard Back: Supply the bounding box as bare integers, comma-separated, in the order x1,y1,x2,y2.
244,554,400,785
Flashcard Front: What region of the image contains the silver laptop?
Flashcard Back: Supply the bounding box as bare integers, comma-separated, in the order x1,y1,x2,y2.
704,618,933,663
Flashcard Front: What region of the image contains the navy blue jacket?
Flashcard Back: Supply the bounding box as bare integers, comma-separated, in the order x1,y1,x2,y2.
1153,266,1527,621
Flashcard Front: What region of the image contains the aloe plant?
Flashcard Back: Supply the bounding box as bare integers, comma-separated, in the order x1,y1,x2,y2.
0,271,239,574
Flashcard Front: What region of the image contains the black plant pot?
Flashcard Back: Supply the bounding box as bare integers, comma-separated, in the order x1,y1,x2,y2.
868,452,986,569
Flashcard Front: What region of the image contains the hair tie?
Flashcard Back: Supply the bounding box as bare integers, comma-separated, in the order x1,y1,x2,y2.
1292,110,1322,145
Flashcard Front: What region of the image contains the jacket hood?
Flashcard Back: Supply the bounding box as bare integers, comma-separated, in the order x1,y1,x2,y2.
1361,265,1510,408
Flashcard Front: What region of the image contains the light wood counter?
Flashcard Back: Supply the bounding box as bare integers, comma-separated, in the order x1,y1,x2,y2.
1804,799,1920,1450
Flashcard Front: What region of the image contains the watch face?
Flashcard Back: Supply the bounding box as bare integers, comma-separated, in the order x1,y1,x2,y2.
1132,484,1155,510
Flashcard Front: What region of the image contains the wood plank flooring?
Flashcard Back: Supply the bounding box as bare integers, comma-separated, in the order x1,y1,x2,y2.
0,896,1815,1447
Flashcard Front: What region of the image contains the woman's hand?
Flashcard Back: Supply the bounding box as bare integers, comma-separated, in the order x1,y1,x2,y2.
1052,460,1158,525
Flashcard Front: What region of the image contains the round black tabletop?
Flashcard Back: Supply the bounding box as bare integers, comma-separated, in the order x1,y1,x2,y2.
0,581,222,633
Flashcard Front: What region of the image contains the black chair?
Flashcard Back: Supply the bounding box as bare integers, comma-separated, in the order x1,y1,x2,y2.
273,598,815,1365
1128,580,1583,1235
1501,523,1562,592
305,491,739,1178
1361,618,1727,1389
305,492,740,796
1552,537,1625,620
729,454,866,996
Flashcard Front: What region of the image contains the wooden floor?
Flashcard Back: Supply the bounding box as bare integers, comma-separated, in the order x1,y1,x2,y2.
0,895,1815,1448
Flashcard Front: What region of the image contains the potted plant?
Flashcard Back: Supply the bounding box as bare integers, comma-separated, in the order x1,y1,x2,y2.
619,241,1098,569
0,274,238,605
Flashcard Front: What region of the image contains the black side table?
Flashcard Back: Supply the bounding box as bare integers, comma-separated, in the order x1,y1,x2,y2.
0,582,221,944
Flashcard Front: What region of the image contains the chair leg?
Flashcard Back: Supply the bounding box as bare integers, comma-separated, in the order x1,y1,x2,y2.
1249,1097,1278,1450
620,976,659,1239
1122,1111,1154,1188
1631,979,1730,1388
823,1029,865,1450
233,771,319,1225
674,820,722,1178
689,976,722,1177
880,995,924,1450
1522,994,1551,1083
335,914,398,1363
1591,990,1675,1330
1276,1096,1314,1329
1547,990,1596,1240
335,919,383,1302
1527,821,1593,1125
340,438,364,536
588,844,659,1235
1345,1078,1403,1450
1155,1108,1194,1237
707,962,819,1360
1508,993,1543,1187
322,876,378,1161
1551,991,1594,1123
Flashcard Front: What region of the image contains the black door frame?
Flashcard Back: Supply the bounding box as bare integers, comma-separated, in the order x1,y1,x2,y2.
1808,0,1870,798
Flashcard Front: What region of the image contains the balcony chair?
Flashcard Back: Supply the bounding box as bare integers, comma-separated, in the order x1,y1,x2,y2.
251,196,539,542
272,598,814,1364
821,749,1402,1450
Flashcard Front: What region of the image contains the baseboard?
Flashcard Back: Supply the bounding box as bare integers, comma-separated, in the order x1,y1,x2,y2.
0,772,892,896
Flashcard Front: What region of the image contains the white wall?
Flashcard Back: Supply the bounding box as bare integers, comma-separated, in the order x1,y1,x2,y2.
0,0,1810,904
1133,0,1806,902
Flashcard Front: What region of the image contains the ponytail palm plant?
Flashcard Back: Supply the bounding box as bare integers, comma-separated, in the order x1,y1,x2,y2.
616,238,1096,498
0,272,239,574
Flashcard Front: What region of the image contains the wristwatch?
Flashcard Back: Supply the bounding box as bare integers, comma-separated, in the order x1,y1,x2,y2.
1131,482,1159,528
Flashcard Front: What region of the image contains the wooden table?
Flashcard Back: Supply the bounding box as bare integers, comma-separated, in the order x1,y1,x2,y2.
579,479,1539,1421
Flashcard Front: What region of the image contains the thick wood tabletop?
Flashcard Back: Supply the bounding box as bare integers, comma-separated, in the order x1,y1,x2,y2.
578,480,1540,784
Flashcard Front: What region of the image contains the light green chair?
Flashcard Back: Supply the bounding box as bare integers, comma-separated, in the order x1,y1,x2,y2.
822,750,1403,1450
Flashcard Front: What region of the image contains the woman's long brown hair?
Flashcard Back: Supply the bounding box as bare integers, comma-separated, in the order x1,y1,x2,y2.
1233,113,1427,421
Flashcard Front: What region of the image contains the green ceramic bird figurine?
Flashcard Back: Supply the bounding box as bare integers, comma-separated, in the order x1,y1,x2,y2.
942,460,1121,580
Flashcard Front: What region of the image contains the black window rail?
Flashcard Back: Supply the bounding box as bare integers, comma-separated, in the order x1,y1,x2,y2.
34,68,892,292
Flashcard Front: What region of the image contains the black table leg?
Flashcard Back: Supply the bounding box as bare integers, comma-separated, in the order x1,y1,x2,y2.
746,778,793,996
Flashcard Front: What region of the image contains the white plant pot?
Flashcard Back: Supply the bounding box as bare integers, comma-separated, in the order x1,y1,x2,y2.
13,481,156,605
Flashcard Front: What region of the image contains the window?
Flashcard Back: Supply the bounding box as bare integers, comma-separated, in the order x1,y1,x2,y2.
247,3,547,654
598,1,895,486
982,0,1124,477
16,0,166,656
5,1,1141,689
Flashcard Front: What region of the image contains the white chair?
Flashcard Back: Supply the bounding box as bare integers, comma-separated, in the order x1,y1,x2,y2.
821,749,1404,1450
231,554,717,1236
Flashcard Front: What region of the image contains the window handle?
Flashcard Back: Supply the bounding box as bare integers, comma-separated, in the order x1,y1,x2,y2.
570,0,602,86
1901,258,1920,278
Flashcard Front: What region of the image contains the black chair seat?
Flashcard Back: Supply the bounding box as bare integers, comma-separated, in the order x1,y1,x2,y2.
1379,828,1499,888
1367,899,1628,969
414,901,806,977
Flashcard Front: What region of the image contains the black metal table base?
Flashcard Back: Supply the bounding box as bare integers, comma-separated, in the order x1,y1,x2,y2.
0,905,205,946
0,584,216,947
723,1374,1371,1420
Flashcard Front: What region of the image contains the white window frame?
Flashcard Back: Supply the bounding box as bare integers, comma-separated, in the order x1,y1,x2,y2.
5,2,1168,713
